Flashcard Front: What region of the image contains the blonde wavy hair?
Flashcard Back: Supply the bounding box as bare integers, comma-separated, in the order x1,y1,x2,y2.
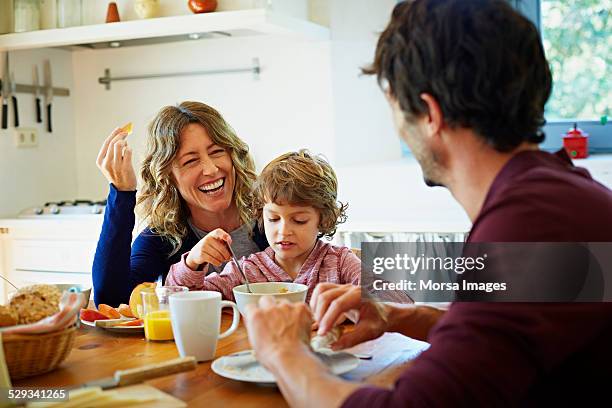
252,150,348,239
138,101,257,256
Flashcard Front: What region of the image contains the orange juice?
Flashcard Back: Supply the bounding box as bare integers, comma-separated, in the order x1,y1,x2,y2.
143,310,174,341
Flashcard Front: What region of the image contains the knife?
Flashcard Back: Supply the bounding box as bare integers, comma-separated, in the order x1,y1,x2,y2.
9,72,18,127
71,356,196,390
33,65,42,123
43,59,53,133
1,54,8,129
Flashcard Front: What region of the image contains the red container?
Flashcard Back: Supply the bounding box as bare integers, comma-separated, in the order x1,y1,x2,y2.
562,123,589,159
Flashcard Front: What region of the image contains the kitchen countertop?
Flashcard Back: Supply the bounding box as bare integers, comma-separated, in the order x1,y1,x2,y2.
336,153,612,233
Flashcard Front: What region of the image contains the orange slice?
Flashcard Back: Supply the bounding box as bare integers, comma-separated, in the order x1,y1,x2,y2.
128,282,157,318
121,122,133,136
117,303,135,318
98,303,121,319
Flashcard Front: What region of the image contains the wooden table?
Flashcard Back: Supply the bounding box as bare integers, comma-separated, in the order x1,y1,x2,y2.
15,315,429,407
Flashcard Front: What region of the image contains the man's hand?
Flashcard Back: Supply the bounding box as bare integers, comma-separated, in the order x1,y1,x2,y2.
310,283,391,350
244,296,313,370
245,295,362,408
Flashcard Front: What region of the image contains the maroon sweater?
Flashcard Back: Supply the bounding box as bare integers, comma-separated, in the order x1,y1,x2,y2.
342,150,612,407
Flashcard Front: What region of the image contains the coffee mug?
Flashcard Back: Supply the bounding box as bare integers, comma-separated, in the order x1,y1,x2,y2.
169,291,240,362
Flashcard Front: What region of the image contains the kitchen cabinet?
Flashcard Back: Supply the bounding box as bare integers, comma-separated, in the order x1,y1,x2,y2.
0,9,329,52
0,218,103,303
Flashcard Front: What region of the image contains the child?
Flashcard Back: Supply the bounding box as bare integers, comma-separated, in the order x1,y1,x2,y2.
166,150,361,302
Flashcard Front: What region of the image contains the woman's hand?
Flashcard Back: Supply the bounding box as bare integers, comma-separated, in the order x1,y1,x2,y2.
186,228,233,270
96,127,137,191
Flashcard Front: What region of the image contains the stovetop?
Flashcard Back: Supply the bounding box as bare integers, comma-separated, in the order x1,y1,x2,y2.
18,200,107,218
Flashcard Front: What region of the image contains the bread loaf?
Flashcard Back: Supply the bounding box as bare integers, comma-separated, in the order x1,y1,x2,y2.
9,284,62,324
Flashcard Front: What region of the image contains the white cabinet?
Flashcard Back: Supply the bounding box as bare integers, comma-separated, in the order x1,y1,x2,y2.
0,218,103,303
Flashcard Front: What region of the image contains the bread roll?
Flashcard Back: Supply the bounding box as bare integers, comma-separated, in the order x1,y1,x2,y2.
0,305,18,327
9,284,61,324
310,326,344,350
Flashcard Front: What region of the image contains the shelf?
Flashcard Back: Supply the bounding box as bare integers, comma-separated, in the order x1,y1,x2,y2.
0,9,330,52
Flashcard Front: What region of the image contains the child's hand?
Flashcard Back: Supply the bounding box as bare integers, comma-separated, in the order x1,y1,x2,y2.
186,228,232,270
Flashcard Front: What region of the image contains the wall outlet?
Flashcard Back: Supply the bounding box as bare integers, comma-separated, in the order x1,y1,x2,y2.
14,128,39,148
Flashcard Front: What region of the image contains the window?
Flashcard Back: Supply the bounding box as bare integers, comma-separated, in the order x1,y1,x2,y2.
514,0,611,153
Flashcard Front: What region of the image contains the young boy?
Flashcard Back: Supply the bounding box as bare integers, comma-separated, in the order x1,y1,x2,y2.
166,150,361,302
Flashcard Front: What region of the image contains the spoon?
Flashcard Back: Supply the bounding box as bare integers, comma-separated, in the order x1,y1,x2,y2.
227,243,252,293
0,275,19,291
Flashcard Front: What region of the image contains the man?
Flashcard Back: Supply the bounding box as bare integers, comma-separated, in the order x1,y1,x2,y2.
244,0,612,406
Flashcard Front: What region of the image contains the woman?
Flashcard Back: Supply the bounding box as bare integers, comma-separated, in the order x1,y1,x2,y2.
92,102,268,306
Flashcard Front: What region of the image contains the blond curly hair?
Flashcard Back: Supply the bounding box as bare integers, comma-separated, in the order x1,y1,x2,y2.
138,101,257,255
252,150,348,239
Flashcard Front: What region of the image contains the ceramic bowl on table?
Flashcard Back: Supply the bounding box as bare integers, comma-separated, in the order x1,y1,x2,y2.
54,283,92,307
232,282,308,317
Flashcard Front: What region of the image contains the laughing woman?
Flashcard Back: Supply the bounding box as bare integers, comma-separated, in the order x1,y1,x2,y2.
92,101,268,306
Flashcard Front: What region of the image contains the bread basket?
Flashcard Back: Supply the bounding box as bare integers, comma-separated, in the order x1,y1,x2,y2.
2,325,77,380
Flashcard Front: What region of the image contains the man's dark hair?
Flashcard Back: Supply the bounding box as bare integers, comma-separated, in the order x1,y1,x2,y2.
364,0,553,151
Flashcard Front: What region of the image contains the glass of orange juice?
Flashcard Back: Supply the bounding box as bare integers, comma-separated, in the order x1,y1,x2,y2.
142,286,188,341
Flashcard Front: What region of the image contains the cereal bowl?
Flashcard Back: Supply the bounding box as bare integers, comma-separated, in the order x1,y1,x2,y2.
232,282,308,317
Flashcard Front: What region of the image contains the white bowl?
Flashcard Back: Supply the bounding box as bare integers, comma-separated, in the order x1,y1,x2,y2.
55,284,92,307
232,282,308,317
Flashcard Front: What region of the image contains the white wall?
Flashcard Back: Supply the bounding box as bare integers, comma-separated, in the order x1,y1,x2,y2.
0,48,78,217
72,34,334,200
1,0,469,232
330,0,401,166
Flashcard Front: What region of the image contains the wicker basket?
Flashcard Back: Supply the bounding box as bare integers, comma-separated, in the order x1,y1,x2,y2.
2,325,77,380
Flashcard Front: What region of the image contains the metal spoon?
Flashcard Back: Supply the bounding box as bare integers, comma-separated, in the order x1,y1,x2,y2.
227,243,252,293
0,275,19,291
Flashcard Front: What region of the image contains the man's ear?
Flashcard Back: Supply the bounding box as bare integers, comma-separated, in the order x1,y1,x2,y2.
420,93,444,138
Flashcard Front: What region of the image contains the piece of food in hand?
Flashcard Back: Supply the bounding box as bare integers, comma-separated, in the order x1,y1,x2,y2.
121,122,133,135
97,303,121,319
80,308,110,323
117,303,135,318
116,318,143,327
0,305,18,327
129,282,157,318
9,284,61,324
310,326,344,351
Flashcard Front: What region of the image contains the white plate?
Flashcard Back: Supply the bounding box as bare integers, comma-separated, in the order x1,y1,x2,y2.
80,318,144,332
211,349,359,384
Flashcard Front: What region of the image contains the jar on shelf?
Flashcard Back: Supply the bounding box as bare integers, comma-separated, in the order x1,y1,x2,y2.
57,0,82,28
1,0,14,34
134,0,160,19
14,0,41,33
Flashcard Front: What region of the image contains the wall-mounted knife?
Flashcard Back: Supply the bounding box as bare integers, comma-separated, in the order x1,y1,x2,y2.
43,59,53,133
1,54,9,129
33,65,42,123
9,72,18,127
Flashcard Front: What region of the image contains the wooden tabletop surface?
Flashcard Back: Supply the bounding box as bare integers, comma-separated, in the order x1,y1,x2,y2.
15,314,430,407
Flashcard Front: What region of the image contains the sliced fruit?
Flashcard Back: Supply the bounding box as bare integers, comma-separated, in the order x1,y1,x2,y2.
128,282,157,318
98,303,121,319
116,319,143,327
80,309,110,322
117,303,135,318
121,122,133,135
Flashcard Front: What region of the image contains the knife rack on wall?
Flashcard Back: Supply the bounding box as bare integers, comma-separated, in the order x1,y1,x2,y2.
98,57,261,90
0,81,70,97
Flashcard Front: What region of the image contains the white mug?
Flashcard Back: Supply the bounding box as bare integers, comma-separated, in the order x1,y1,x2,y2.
169,291,240,362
